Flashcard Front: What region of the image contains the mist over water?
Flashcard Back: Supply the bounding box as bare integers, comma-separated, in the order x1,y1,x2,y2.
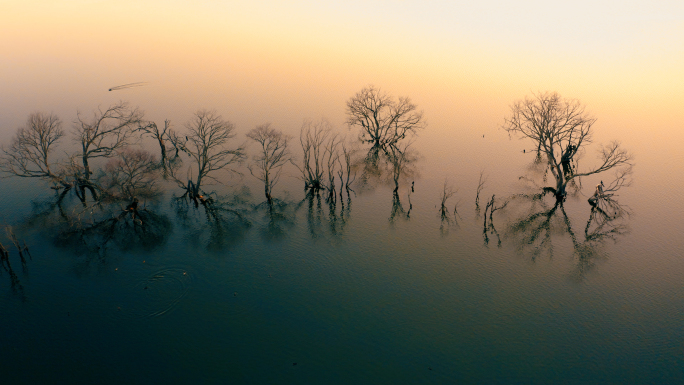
2,1,684,383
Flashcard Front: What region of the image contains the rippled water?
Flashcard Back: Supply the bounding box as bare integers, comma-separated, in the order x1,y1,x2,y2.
1,120,683,384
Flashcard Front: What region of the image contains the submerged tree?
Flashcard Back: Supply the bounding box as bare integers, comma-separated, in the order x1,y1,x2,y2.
1,112,65,181
175,110,246,201
475,170,487,214
2,105,155,205
97,149,160,200
323,133,342,202
138,119,184,176
338,140,358,196
296,119,330,194
346,85,425,152
246,123,293,203
503,92,632,203
387,140,418,194
74,102,145,184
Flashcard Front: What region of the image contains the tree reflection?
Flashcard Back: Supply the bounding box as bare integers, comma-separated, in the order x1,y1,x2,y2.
389,190,412,224
0,226,31,300
25,195,171,263
482,194,508,247
439,179,460,235
350,140,418,226
295,189,353,239
172,187,251,252
254,199,296,241
491,189,630,278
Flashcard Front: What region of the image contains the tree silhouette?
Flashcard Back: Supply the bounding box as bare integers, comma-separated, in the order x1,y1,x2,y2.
503,92,632,203
246,123,293,203
346,85,425,152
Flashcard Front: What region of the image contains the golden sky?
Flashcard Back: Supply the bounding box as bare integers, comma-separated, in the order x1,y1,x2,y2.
1,0,683,147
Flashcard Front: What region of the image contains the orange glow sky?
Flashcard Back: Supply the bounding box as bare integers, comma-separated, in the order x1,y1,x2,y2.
2,0,683,150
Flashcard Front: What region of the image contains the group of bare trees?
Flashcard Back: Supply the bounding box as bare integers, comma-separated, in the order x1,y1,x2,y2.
1,103,148,203
1,88,633,228
294,119,358,202
0,104,249,208
0,87,638,281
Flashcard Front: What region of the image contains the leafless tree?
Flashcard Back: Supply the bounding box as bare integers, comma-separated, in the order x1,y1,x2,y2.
338,140,358,195
475,170,487,214
296,119,330,193
246,123,293,202
346,85,425,151
503,92,632,203
75,102,145,182
1,112,65,182
138,119,184,176
323,133,342,202
98,149,160,200
387,140,418,194
482,194,508,247
2,107,153,204
176,110,246,200
440,179,456,222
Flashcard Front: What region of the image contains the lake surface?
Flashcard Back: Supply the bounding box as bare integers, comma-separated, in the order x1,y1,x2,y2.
1,113,683,385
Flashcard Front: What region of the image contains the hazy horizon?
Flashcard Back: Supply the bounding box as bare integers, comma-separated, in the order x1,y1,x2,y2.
3,1,683,133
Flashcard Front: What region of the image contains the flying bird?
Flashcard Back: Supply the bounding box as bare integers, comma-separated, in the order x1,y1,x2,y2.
108,82,148,91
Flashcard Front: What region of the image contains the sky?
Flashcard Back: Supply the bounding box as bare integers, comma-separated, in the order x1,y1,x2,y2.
1,0,683,155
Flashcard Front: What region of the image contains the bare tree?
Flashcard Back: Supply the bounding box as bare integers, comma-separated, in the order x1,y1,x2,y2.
75,102,145,182
387,140,418,194
138,119,184,175
503,92,632,203
338,140,358,196
475,170,487,214
98,149,160,200
482,194,509,247
296,119,330,193
1,112,64,181
178,110,245,199
440,179,457,222
346,85,425,151
323,133,342,201
246,123,293,202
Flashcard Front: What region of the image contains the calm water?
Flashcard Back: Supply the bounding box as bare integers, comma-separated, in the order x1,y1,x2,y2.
1,115,683,384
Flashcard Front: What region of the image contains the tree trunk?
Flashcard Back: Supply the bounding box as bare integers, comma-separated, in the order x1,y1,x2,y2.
264,173,271,202
82,155,91,181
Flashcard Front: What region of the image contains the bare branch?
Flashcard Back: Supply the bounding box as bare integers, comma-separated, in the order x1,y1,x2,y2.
1,112,64,179
180,109,246,196
346,85,425,151
295,119,331,193
246,123,293,202
503,92,632,203
74,101,145,182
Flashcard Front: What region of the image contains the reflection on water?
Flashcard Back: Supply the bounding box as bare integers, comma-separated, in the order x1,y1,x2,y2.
114,267,193,320
0,226,31,301
172,187,252,252
389,191,411,224
25,196,172,262
296,190,353,239
255,199,296,241
483,185,630,279
7,92,684,385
